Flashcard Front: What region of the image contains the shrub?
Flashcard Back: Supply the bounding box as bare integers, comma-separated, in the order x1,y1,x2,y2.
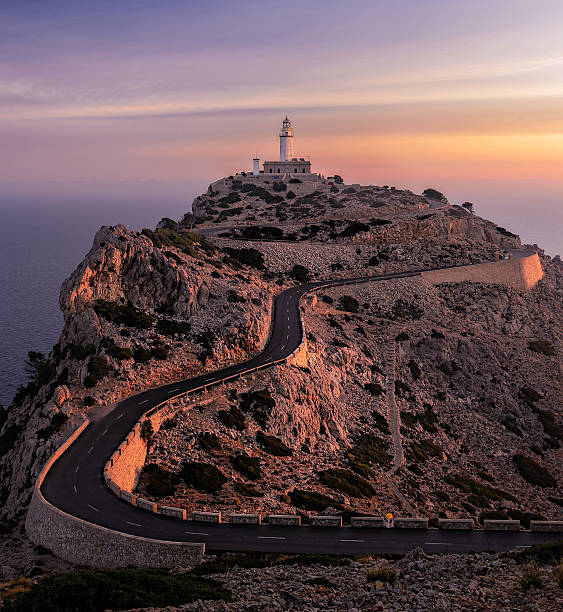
288,489,341,511
367,565,396,584
445,473,516,502
108,345,133,361
519,562,542,590
495,226,518,238
396,331,409,341
133,347,152,363
223,247,264,270
232,454,262,480
2,568,230,611
422,188,447,202
513,454,557,488
69,343,96,360
339,221,370,237
272,181,287,192
371,411,390,435
142,463,179,498
84,355,109,387
83,396,95,407
234,482,264,497
347,433,391,472
318,468,374,498
408,439,443,463
141,419,154,442
199,432,222,451
155,318,191,336
290,264,311,282
151,344,169,360
218,406,246,431
239,389,275,428
286,190,296,199
537,410,563,441
528,340,555,356
181,462,226,493
94,300,154,329
364,382,384,397
256,431,293,456
408,360,421,380
37,412,69,440
340,295,359,313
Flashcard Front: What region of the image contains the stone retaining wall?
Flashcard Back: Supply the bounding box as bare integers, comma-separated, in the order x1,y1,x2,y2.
25,420,204,568
421,252,543,291
530,521,563,532
484,520,521,531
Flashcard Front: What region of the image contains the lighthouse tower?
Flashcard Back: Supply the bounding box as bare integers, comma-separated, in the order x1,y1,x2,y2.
279,116,294,161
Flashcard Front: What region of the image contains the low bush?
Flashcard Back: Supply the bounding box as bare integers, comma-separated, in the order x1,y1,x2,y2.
339,221,370,238
133,347,152,364
239,389,275,428
340,295,359,313
509,540,563,565
151,344,169,360
366,565,396,584
218,406,246,431
1,568,230,611
318,468,374,498
155,318,191,336
513,454,557,488
94,300,154,329
527,340,555,356
364,382,384,397
234,482,264,497
181,462,226,493
256,431,293,456
290,264,311,282
226,289,245,303
142,463,179,498
518,562,542,591
232,454,262,480
445,473,516,502
108,345,133,361
199,432,222,451
537,410,563,442
223,247,264,270
371,411,390,435
347,433,392,473
69,343,96,360
37,412,69,440
288,489,342,512
408,439,443,463
84,355,109,387
408,360,421,380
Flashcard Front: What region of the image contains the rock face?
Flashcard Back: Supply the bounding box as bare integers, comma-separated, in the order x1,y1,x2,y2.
0,177,560,533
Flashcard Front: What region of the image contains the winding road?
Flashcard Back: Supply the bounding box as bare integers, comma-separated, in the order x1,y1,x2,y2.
41,267,561,555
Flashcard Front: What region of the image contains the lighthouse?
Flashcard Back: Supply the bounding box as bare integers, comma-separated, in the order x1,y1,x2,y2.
279,116,294,161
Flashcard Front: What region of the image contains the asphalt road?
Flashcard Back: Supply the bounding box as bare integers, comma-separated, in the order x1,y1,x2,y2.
41,269,561,555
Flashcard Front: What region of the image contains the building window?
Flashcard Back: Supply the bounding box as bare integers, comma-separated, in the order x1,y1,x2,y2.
302,169,305,173
294,168,297,173
269,168,272,173
277,168,280,173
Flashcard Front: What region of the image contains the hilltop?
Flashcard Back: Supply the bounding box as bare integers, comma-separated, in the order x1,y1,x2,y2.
0,176,561,589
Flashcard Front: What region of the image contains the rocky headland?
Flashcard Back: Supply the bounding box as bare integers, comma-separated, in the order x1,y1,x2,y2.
0,177,561,608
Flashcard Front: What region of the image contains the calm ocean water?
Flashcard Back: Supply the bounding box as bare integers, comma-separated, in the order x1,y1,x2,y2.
0,188,200,408
0,180,560,409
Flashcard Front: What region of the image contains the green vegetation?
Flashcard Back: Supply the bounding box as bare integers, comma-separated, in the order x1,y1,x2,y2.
93,300,154,329
141,227,216,257
181,461,226,493
141,419,154,442
107,345,133,361
141,463,180,498
84,355,109,388
408,360,421,380
518,563,542,591
133,347,152,364
339,221,370,238
239,389,275,428
366,566,397,584
68,343,96,360
256,430,293,456
340,295,359,313
318,468,374,498
218,406,246,431
199,432,222,451
232,454,262,480
37,412,69,440
513,454,557,488
1,568,229,611
508,540,563,565
347,433,392,474
527,340,556,356
408,439,444,463
400,407,438,433
445,473,516,503
364,382,384,397
422,188,447,202
151,343,169,360
155,318,191,336
495,226,518,238
240,225,283,240
371,411,390,435
506,509,546,529
288,489,341,511
289,264,311,282
234,482,264,497
226,289,245,303
223,247,264,270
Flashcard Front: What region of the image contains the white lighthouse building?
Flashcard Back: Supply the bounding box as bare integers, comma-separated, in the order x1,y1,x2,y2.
258,117,313,176
279,116,294,161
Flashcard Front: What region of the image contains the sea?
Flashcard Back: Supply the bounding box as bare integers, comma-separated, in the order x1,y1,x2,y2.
0,180,561,409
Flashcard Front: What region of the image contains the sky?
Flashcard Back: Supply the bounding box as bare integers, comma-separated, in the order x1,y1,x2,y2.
1,0,562,253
